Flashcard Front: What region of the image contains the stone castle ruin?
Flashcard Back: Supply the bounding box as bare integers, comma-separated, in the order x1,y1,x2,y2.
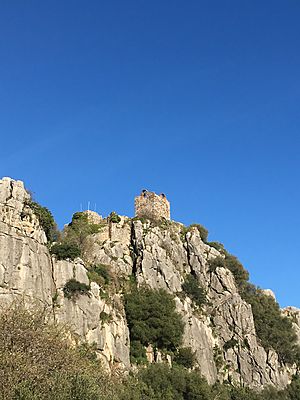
134,190,170,221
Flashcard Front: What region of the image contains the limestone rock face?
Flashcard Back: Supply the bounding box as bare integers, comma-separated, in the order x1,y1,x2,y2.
0,177,54,305
0,177,297,389
0,177,130,369
83,216,133,276
185,228,292,388
53,258,130,369
130,222,292,388
132,220,189,292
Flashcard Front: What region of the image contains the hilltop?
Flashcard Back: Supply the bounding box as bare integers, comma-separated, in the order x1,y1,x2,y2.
0,177,300,399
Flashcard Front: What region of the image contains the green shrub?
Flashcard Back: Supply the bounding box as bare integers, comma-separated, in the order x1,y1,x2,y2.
182,274,206,308
180,223,208,243
87,264,111,286
100,311,112,325
208,254,249,288
0,302,117,400
208,256,226,272
286,375,300,400
50,243,81,260
122,370,300,400
207,241,225,252
110,211,121,223
71,211,88,222
224,254,249,288
132,216,148,224
189,224,209,242
131,364,213,400
130,340,148,364
173,347,196,369
70,212,102,234
213,345,224,370
51,211,103,262
125,287,184,352
223,338,238,352
26,200,57,242
62,212,102,249
63,279,90,299
241,285,300,365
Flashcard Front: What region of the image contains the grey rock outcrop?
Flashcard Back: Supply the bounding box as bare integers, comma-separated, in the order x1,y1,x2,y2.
53,258,130,369
0,177,297,389
0,177,130,369
83,216,133,276
0,177,54,305
130,222,293,388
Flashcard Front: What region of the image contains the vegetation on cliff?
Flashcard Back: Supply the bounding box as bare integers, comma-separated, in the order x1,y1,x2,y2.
242,284,300,365
1,301,299,400
25,200,57,242
125,287,184,363
208,249,300,366
182,274,207,308
0,302,119,400
50,211,102,260
17,190,300,395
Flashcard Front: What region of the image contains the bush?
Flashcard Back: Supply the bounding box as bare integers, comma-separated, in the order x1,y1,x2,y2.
208,256,226,272
189,224,209,242
121,370,300,400
182,274,206,308
241,285,300,365
26,200,57,242
63,279,90,299
0,302,116,400
224,254,249,288
174,347,196,369
223,338,238,352
208,254,249,288
207,241,225,252
286,375,300,400
62,211,102,249
51,211,103,261
50,243,81,260
181,224,208,243
87,264,111,286
110,211,121,223
130,340,148,364
129,364,213,400
125,287,184,352
100,311,112,325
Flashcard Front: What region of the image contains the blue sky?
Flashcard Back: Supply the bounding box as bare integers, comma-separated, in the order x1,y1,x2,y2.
0,1,299,307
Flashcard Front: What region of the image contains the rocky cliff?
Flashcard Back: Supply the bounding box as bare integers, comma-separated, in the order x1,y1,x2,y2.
0,177,298,389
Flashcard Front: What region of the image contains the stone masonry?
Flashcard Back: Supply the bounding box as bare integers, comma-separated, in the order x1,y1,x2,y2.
134,190,170,221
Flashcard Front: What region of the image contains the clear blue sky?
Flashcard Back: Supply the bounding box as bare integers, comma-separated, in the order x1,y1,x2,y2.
1,1,299,307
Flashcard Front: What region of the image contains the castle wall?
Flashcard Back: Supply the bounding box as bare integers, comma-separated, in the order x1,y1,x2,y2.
134,191,170,221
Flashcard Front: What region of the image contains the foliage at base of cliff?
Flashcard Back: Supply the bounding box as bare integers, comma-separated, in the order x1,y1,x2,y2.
124,287,184,362
0,302,299,400
120,364,300,400
0,302,119,400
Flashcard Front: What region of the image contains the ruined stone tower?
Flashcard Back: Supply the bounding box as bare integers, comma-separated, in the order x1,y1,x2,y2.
134,190,170,221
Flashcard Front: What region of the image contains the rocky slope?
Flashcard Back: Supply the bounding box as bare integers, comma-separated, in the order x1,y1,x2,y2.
0,177,299,389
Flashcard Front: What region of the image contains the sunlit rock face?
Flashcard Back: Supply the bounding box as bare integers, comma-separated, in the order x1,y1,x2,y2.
0,177,54,306
0,177,130,369
0,177,297,388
